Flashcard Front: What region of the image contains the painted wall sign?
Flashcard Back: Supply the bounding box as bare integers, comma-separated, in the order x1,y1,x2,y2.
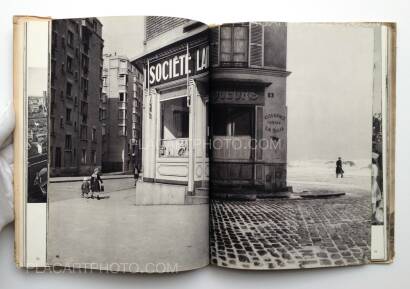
262,106,287,162
148,45,209,86
212,88,265,105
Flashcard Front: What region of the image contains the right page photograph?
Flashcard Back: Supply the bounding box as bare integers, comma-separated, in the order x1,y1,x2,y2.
209,22,377,269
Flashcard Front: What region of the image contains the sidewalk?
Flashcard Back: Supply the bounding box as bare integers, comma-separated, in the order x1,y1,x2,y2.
50,173,134,183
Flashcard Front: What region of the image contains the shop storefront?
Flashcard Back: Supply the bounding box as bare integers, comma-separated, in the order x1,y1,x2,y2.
210,22,291,199
133,31,209,205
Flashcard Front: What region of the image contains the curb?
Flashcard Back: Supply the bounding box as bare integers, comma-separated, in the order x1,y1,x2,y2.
49,175,134,183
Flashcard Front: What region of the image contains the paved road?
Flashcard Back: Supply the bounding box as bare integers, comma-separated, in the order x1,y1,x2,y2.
210,193,371,270
48,180,209,272
49,177,135,202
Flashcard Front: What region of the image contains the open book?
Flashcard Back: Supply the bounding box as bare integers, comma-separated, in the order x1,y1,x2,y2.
13,16,395,272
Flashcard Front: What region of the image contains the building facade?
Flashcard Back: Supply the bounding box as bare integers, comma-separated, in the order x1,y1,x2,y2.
133,17,209,205
210,22,290,199
102,54,143,173
49,18,104,177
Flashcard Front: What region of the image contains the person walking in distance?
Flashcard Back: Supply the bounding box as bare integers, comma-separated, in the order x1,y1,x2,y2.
336,157,344,178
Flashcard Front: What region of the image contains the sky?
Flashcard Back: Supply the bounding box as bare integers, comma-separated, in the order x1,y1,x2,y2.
286,24,374,161
98,19,375,162
99,16,145,59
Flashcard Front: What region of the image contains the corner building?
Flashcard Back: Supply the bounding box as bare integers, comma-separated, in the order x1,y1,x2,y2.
210,22,290,199
133,17,209,205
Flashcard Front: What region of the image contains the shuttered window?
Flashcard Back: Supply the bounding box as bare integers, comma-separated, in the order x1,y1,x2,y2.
219,24,248,67
249,23,263,67
210,27,220,66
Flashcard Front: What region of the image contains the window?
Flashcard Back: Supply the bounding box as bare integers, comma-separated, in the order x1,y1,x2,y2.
66,108,72,123
99,108,107,120
51,60,56,82
119,92,125,102
81,101,88,115
50,146,54,167
66,55,73,73
66,82,72,98
118,109,126,120
55,147,61,168
52,31,58,50
65,134,72,150
50,117,55,134
159,97,189,158
81,149,87,164
81,77,88,98
91,150,96,165
119,74,127,86
91,128,96,142
60,116,64,128
80,125,87,140
212,106,254,161
67,30,74,47
81,77,88,90
220,25,249,67
118,126,127,136
61,36,66,49
213,106,253,136
101,126,106,136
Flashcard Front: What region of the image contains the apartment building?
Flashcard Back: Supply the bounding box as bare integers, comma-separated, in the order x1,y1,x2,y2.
49,18,104,177
101,54,143,173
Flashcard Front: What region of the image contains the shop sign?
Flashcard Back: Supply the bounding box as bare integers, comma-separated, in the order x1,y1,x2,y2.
212,89,265,105
148,45,209,86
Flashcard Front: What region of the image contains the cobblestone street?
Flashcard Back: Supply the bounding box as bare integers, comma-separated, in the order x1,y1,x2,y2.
210,194,371,270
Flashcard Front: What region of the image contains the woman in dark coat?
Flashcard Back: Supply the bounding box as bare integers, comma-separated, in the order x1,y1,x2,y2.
90,168,103,197
336,157,344,178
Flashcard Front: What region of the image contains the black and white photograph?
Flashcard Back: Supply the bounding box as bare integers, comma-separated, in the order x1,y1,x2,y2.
47,17,210,272
27,27,49,203
209,23,375,269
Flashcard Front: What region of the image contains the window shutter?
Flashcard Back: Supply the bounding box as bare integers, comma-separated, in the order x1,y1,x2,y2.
249,23,263,67
210,27,220,66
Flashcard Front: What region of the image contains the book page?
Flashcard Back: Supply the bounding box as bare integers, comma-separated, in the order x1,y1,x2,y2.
17,16,210,273
209,22,393,270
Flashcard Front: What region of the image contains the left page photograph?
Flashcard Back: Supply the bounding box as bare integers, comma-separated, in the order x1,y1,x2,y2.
14,16,210,273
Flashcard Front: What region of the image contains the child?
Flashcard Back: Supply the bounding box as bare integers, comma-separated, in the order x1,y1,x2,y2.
81,177,90,198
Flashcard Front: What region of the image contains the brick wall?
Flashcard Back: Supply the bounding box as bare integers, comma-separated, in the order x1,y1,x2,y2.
145,16,188,41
